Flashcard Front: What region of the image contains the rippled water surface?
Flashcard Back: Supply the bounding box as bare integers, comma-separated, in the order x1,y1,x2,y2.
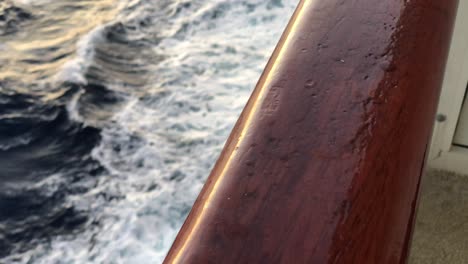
0,0,296,263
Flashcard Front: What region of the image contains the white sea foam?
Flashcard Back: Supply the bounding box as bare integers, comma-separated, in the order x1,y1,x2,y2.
60,26,100,124
8,0,298,263
56,26,105,86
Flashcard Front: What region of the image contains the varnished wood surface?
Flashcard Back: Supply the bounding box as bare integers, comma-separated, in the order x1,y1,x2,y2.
164,0,458,263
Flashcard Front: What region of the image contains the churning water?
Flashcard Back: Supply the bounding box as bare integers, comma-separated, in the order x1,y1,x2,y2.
0,0,296,263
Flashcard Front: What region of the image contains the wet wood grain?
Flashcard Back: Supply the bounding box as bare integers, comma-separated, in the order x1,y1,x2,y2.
164,0,459,263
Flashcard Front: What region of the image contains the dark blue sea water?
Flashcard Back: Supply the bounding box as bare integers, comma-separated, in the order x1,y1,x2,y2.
0,0,296,262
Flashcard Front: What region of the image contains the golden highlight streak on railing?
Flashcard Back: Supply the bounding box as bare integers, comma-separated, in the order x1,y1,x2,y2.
171,3,308,262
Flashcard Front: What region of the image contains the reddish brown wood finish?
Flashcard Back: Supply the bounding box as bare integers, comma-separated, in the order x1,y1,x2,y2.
164,0,458,263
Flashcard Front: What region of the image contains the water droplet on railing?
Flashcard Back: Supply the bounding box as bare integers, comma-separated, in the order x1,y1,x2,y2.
305,80,316,89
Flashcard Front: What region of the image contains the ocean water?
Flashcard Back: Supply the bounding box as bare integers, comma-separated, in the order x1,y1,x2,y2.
0,0,297,263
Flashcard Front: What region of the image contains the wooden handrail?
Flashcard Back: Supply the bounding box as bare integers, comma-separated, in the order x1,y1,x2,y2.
164,0,458,263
